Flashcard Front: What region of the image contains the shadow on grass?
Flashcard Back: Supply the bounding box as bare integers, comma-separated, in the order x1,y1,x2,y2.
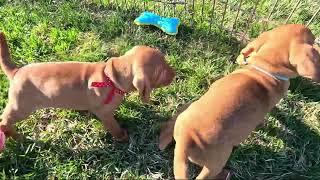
0,99,174,179
229,105,320,180
82,2,244,59
270,107,320,175
2,1,244,75
289,77,320,102
0,136,83,178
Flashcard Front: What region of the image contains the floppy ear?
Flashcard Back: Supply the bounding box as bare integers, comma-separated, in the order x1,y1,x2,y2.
236,51,257,65
291,44,320,82
133,73,152,103
237,32,268,65
243,32,268,55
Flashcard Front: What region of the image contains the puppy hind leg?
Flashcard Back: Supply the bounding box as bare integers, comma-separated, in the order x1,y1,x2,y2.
196,166,211,180
159,119,175,150
188,146,206,166
159,103,192,150
173,140,190,179
197,167,232,180
196,146,233,180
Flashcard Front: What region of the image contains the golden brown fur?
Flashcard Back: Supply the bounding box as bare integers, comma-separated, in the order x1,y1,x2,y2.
0,32,175,142
159,24,320,179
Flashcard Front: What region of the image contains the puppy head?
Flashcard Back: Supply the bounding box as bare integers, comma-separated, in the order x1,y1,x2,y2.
238,24,320,81
240,24,313,55
125,46,175,103
237,30,270,63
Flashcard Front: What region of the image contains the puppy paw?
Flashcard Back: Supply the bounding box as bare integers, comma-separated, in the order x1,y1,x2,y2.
114,128,129,142
0,125,23,142
12,133,25,142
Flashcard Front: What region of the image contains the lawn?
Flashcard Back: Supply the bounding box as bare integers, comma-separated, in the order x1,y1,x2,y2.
0,0,320,179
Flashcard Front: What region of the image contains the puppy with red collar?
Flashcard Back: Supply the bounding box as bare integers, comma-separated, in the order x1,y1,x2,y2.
0,32,175,150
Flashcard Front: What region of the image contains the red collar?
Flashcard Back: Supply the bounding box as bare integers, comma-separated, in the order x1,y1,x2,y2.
91,75,126,104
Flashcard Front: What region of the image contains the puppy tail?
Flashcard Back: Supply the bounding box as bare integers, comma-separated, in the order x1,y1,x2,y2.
159,118,176,150
0,32,18,80
159,103,192,150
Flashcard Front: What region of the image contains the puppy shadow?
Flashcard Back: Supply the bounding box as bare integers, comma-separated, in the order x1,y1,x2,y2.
82,2,243,61
268,106,320,179
176,24,242,55
88,99,174,178
0,98,174,179
289,77,320,102
269,106,320,157
0,138,71,178
229,104,320,179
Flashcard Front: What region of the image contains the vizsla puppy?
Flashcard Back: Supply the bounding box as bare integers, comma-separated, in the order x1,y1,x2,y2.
0,32,175,149
159,24,320,179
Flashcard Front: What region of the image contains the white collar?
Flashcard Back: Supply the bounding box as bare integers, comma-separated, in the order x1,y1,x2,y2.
243,57,290,81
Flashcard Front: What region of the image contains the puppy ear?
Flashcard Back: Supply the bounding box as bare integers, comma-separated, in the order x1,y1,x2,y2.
133,74,152,103
243,34,267,53
236,51,257,65
237,32,268,65
240,46,255,58
292,44,320,82
159,120,175,150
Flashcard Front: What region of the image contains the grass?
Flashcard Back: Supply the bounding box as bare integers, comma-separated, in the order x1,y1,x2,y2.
0,0,320,179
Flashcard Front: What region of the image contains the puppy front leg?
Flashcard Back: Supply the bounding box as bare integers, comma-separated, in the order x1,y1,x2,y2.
0,121,20,140
0,103,34,140
93,111,128,142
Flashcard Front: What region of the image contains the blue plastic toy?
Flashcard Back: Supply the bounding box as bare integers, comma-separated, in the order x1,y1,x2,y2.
134,11,180,35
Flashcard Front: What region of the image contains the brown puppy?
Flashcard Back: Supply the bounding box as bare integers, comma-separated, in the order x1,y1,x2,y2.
0,32,175,145
159,24,320,179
